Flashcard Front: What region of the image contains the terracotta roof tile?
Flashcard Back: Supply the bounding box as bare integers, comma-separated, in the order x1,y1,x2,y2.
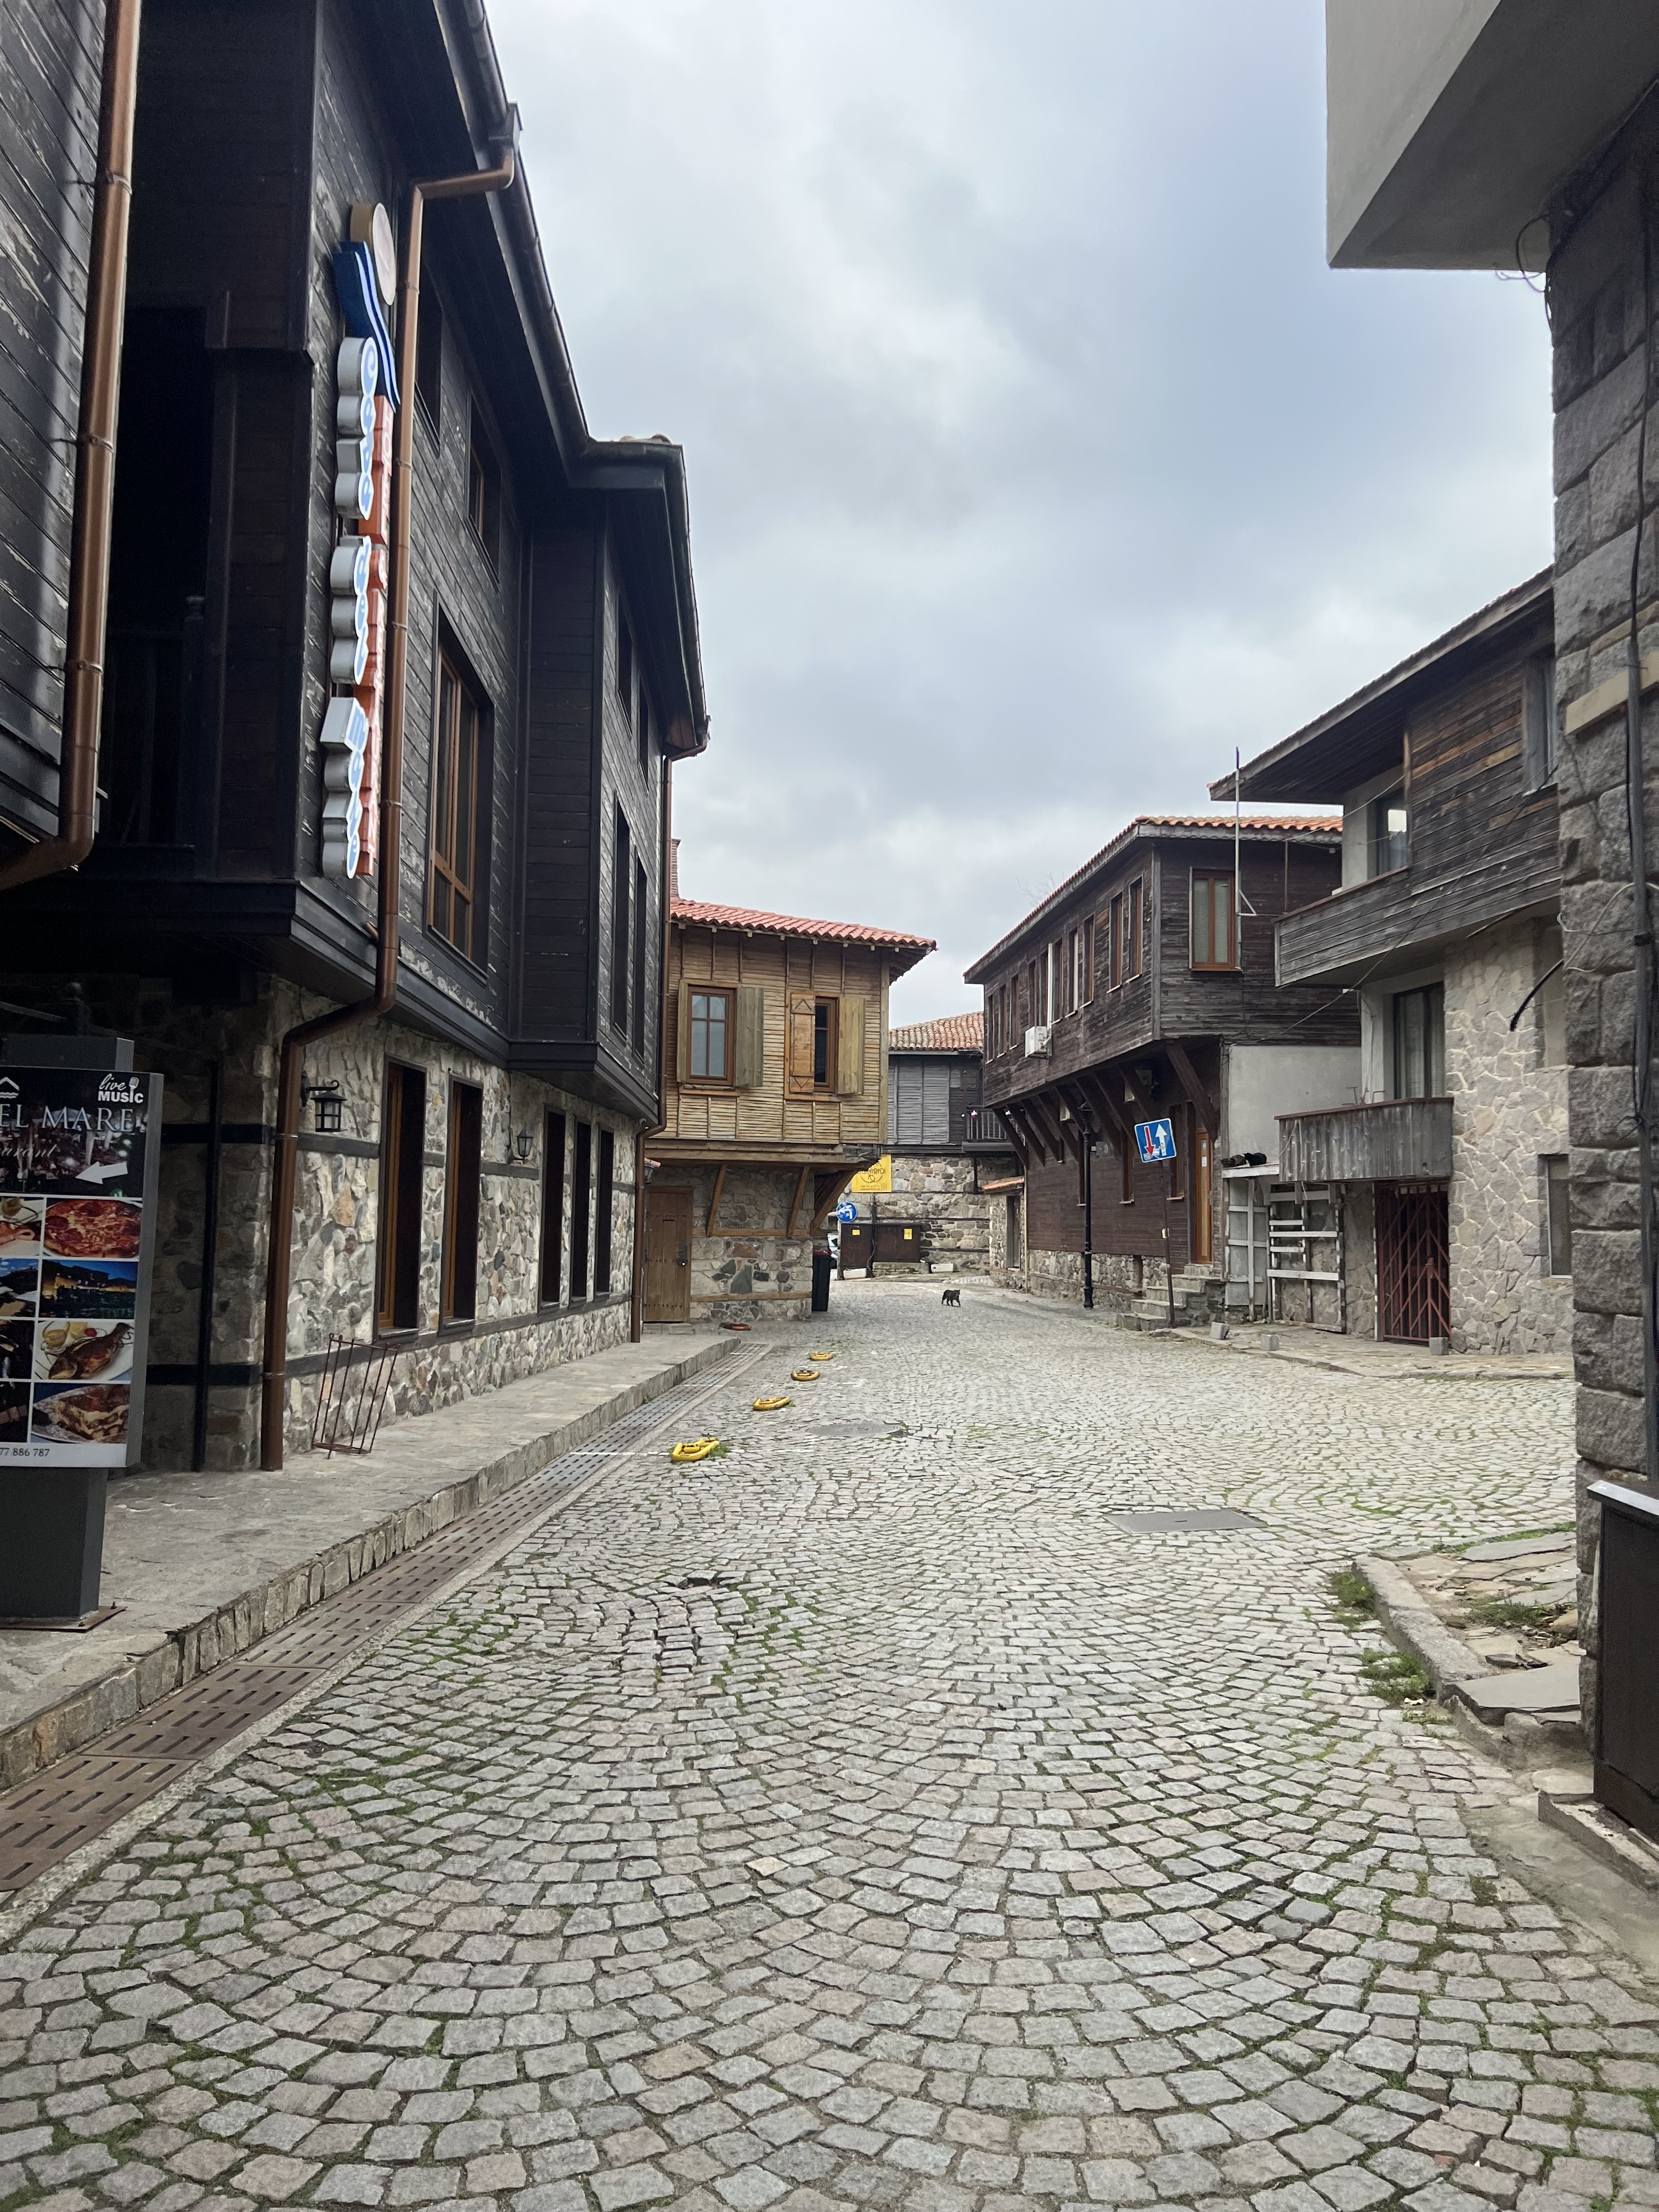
672,898,935,964
889,1013,984,1053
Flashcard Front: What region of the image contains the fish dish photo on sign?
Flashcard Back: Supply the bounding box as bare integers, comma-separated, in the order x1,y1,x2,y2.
0,1065,161,1469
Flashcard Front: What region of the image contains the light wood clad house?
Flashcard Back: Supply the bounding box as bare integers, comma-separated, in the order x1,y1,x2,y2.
644,898,933,1322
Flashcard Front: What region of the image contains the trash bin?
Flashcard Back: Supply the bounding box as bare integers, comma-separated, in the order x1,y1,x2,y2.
811,1246,832,1313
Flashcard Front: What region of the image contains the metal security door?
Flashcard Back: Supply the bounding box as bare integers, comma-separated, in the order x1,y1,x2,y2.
1376,1184,1449,1342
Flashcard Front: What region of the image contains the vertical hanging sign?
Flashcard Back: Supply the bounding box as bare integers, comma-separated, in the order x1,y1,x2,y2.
320,204,399,881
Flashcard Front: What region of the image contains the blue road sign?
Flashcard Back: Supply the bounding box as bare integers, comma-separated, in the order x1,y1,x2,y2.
834,1199,859,1223
1135,1116,1177,1165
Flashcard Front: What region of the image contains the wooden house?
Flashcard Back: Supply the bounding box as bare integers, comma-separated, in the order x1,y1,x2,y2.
0,0,708,1468
644,895,933,1322
1214,573,1566,1350
966,816,1356,1321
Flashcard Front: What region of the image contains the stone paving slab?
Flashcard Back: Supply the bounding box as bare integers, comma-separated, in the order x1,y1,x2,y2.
0,1331,736,1792
2,1280,1650,2212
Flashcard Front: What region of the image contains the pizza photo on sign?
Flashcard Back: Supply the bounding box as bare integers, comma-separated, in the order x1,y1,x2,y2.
40,1258,137,1319
44,1198,142,1260
30,1380,129,1448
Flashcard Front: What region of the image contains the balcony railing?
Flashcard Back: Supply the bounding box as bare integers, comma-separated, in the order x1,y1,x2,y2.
1278,1096,1452,1183
963,1107,1009,1149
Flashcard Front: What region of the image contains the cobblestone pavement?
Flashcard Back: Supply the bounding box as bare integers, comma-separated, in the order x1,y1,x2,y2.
4,1284,1654,2212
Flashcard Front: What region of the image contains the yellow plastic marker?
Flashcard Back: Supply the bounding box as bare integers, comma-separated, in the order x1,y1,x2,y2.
669,1437,721,1464
752,1396,792,1412
809,1351,834,1362
790,1369,822,1383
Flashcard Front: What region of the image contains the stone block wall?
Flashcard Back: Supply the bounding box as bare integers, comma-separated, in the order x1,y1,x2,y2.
1444,922,1571,1354
679,1162,815,1322
1547,131,1659,1725
856,1152,1014,1274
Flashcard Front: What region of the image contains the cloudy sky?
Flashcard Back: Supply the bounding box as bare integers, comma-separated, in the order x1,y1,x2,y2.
488,0,1554,1024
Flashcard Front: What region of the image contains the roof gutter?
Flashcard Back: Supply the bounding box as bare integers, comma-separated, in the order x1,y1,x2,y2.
0,0,142,895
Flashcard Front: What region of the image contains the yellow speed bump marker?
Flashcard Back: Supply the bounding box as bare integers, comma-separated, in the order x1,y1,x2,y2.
669,1437,721,1464
752,1395,792,1412
808,1351,834,1362
790,1369,822,1383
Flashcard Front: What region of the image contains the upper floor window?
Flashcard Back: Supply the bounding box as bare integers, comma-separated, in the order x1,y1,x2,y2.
1109,895,1123,989
1190,873,1236,971
610,805,631,1034
415,290,442,435
1368,788,1408,877
1081,917,1095,1003
430,651,484,964
689,988,731,1082
467,408,500,569
1125,880,1144,980
812,997,836,1084
1392,982,1444,1098
1523,656,1558,791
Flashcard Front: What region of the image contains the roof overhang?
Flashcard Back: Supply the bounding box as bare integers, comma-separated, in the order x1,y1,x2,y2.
1327,0,1659,269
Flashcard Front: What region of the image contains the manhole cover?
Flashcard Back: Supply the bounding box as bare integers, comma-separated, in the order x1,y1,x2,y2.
1107,1508,1263,1533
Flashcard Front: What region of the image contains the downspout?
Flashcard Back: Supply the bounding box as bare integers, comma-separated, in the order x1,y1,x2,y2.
259,132,516,1471
630,756,673,1341
0,0,143,895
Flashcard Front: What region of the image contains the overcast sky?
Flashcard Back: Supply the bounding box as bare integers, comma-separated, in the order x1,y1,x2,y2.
487,0,1553,1024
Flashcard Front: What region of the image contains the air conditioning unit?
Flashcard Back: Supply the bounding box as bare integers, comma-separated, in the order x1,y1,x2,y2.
1025,1025,1051,1058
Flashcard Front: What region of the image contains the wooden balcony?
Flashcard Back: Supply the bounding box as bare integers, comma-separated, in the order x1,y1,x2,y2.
1278,1096,1453,1183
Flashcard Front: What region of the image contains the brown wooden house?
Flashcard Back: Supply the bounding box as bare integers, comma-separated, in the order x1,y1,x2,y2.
966,815,1356,1321
644,894,933,1323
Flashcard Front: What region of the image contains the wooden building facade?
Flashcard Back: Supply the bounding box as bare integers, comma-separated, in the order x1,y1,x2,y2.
644,895,933,1323
967,816,1356,1320
0,0,709,1466
1216,573,1568,1351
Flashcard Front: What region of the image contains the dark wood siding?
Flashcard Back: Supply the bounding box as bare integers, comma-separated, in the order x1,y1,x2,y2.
0,0,103,837
1025,1143,1183,1262
518,519,600,1042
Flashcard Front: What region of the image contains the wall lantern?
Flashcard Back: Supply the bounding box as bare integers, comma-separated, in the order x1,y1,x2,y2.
303,1079,344,1135
514,1127,534,1163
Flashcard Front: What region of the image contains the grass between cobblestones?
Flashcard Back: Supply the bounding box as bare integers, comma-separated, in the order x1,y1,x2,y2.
1,1286,1651,2212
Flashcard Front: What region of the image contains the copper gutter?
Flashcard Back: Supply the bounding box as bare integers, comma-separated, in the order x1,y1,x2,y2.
0,0,143,895
259,136,515,1471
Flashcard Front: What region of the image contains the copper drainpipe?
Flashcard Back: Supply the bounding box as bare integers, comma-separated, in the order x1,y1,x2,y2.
0,0,143,896
259,137,515,1471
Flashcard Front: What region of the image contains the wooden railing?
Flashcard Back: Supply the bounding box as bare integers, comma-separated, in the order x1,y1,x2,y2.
1278,1095,1452,1182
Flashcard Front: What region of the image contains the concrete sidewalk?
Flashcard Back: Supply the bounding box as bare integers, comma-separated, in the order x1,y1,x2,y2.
0,1329,736,1791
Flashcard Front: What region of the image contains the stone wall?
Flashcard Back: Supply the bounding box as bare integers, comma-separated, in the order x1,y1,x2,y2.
678,1163,816,1323
1444,922,1571,1354
1548,132,1659,1727
854,1152,1015,1274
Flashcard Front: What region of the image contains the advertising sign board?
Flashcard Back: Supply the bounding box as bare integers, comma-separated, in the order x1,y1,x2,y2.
1135,1116,1177,1165
0,1066,162,1468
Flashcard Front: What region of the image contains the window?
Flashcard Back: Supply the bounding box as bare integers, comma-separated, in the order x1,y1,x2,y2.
1126,879,1144,979
813,998,836,1085
1544,1155,1572,1277
1537,923,1566,1068
415,288,442,433
616,606,634,712
1392,983,1445,1099
999,983,1009,1051
1523,656,1558,790
440,1081,482,1323
1064,932,1077,1015
688,988,732,1082
1120,1134,1134,1204
1082,917,1095,1003
377,1063,426,1333
430,653,483,962
570,1121,592,1300
467,408,500,568
539,1110,566,1305
595,1128,615,1295
1368,788,1408,877
631,859,648,1055
611,806,631,1033
1109,895,1123,989
1191,873,1236,970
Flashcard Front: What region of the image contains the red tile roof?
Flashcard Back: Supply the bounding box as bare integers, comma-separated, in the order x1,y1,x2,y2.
889,1012,984,1053
672,898,935,972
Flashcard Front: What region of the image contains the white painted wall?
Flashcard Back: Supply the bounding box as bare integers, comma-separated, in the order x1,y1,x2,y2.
1221,1044,1363,1165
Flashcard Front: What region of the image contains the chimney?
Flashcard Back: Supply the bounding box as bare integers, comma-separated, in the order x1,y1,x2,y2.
669,837,680,901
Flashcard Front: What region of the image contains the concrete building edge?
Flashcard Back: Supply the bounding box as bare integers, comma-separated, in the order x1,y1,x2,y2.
0,1333,737,1795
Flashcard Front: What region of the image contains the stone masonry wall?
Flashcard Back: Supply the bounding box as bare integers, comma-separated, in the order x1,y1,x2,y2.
856,1153,1015,1274
1548,132,1659,1722
679,1163,816,1323
1445,922,1571,1355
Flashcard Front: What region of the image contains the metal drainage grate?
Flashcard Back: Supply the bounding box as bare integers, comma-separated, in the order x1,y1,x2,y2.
1107,1508,1263,1533
0,1756,184,1893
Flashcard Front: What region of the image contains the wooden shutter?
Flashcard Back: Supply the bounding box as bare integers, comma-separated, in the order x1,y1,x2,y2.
735,986,765,1088
836,996,865,1094
920,1060,950,1143
675,988,690,1082
786,992,817,1097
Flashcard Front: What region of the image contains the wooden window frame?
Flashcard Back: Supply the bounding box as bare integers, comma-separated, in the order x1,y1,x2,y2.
1108,896,1123,990
1126,879,1144,979
466,405,500,570
631,858,648,1056
594,1128,615,1296
1082,916,1095,1003
414,288,442,439
570,1120,592,1302
539,1110,566,1306
1190,872,1237,972
428,648,486,967
439,1080,482,1325
1543,1154,1571,1277
686,985,735,1087
377,1062,426,1334
610,805,631,1035
812,997,838,1090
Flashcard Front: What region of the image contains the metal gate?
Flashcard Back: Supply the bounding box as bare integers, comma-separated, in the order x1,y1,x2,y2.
1376,1183,1449,1342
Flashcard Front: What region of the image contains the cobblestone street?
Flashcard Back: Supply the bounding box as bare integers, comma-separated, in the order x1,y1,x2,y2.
4,1284,1654,2212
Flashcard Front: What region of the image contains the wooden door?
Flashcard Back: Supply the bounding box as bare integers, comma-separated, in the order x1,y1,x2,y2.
1377,1185,1449,1342
1192,1124,1213,1266
839,1223,871,1272
643,1187,692,1322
